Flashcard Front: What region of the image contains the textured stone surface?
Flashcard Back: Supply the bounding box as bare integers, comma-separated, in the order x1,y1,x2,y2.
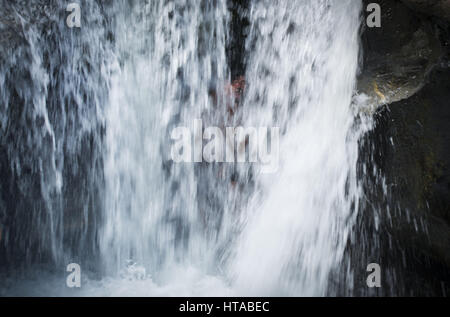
401,0,450,20
347,0,450,296
358,0,442,110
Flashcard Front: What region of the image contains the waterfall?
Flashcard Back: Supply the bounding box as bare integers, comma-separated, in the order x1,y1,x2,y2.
100,0,231,275
0,0,111,267
228,0,367,296
100,0,370,296
0,0,375,296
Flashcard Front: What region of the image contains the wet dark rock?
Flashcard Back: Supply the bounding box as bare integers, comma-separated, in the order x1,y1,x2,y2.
227,0,250,80
359,0,443,109
368,66,450,296
349,0,450,296
401,0,450,20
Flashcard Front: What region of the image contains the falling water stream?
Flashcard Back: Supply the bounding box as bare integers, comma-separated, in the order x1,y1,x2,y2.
0,0,376,296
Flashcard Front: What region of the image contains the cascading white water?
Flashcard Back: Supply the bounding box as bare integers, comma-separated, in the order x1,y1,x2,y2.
100,0,232,277
0,0,375,296
228,0,367,296
96,0,370,296
0,0,112,268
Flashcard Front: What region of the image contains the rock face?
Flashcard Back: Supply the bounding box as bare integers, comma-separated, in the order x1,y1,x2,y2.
401,0,450,20
226,0,250,81
358,0,442,110
352,65,450,297
349,0,450,296
387,66,450,274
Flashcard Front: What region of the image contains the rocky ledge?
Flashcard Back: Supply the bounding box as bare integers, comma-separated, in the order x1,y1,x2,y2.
353,0,450,296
